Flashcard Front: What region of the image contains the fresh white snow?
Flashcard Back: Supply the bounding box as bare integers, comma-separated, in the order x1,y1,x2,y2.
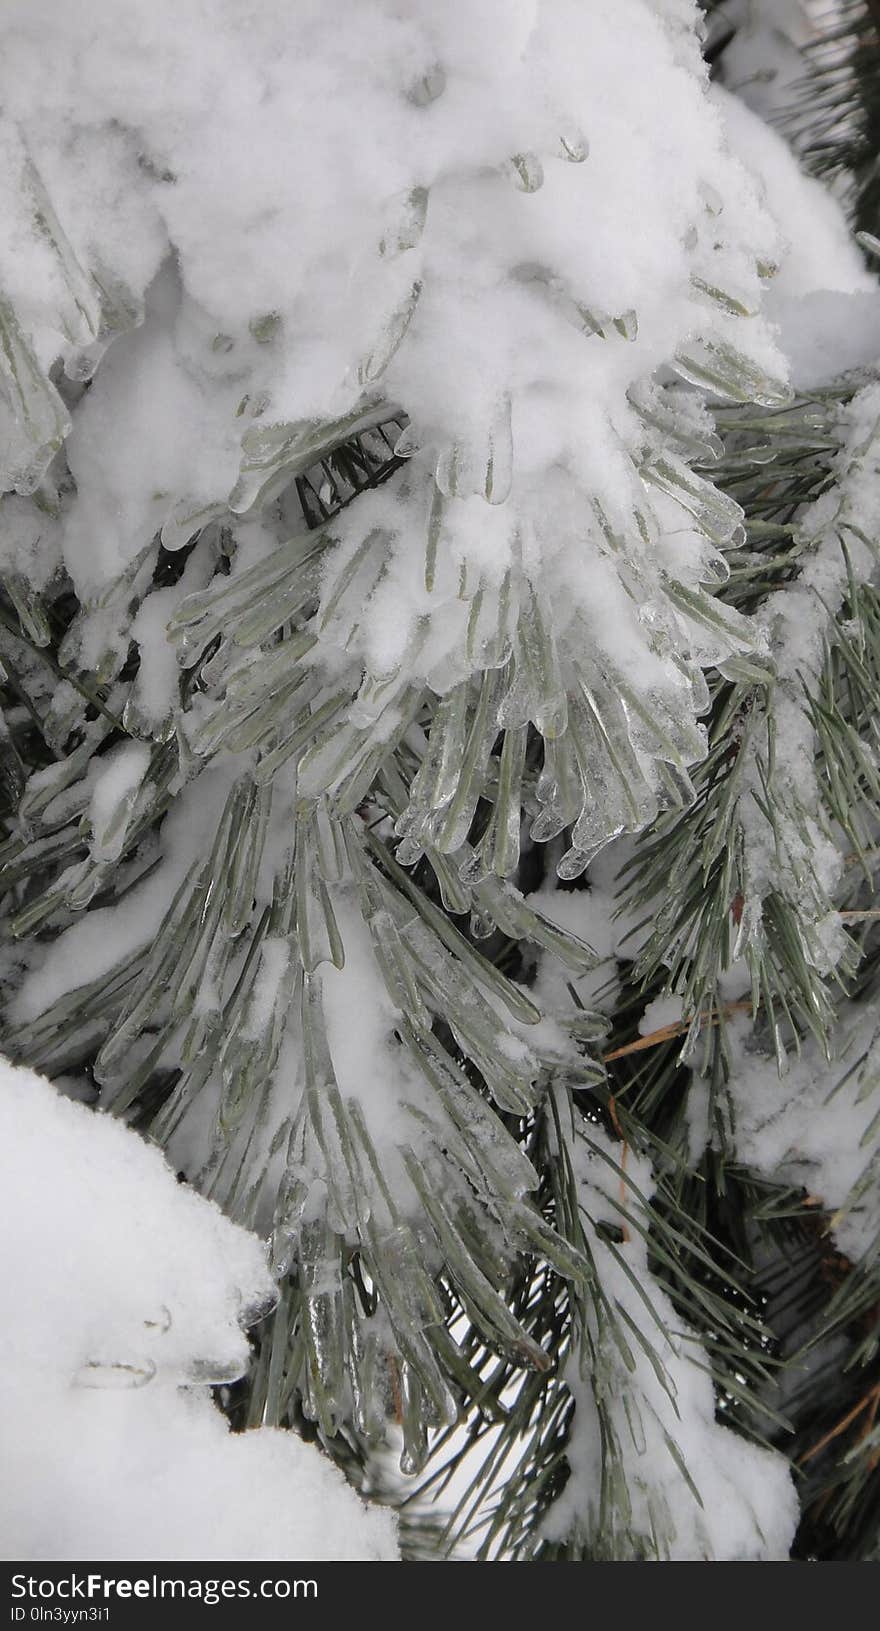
0,1055,398,1562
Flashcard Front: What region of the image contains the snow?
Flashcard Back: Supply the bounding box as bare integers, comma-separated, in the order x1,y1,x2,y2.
243,936,292,1041
127,533,218,733
59,267,243,597
714,83,880,387
543,1118,799,1560
712,0,816,124
714,83,872,301
527,877,621,1020
703,1006,880,1266
88,740,151,861
0,1054,398,1562
0,0,793,852
733,382,880,968
638,994,685,1036
0,495,62,592
768,289,880,389
11,763,242,1022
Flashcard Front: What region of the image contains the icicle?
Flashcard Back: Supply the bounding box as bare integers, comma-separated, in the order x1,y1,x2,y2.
506,152,545,193
433,667,504,853
318,527,389,645
434,393,514,505
460,723,527,882
293,811,345,972
0,295,70,493
516,582,568,740
357,279,422,387
378,186,429,258
672,338,792,408
297,1217,349,1435
229,402,387,514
